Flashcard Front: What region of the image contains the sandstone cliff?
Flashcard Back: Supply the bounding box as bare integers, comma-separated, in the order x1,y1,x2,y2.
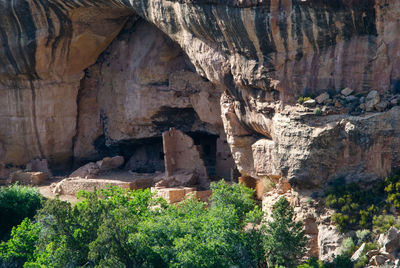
1,0,400,259
1,0,399,186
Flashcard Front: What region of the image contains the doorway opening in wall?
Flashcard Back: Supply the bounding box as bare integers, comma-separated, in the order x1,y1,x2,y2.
187,131,218,178
123,137,165,173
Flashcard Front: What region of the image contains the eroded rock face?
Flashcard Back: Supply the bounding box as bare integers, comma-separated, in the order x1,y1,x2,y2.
0,0,399,182
2,0,400,261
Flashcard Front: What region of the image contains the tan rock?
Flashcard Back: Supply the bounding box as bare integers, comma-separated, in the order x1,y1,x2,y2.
9,171,48,186
70,162,100,178
341,88,354,96
97,156,124,171
375,101,388,112
351,243,366,261
315,93,330,104
25,159,53,177
152,187,196,204
303,99,316,108
52,178,134,196
162,128,208,187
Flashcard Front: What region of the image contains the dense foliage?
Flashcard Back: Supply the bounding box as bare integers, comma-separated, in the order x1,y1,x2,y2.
325,172,400,233
0,184,42,241
0,181,309,268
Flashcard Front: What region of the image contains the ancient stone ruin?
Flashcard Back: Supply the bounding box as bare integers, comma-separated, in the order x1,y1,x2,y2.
2,0,400,262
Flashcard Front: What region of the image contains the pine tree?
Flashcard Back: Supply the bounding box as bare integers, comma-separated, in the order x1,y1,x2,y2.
263,197,307,267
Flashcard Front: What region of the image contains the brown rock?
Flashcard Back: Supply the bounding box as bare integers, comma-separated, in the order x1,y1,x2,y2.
366,90,381,112
97,156,125,171
378,227,400,254
375,101,388,112
315,93,330,104
131,177,155,189
152,187,196,204
163,128,208,186
25,159,53,177
70,162,100,178
341,87,354,96
53,178,134,195
9,171,48,186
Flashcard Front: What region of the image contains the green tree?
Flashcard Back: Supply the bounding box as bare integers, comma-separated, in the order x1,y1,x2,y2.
0,184,42,240
0,218,40,267
263,197,307,267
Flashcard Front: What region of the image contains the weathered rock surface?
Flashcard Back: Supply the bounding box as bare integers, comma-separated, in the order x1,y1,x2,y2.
2,0,400,260
0,0,399,186
378,227,400,254
52,177,135,195
9,171,48,186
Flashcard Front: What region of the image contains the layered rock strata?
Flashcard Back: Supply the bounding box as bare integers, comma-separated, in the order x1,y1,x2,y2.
2,0,400,261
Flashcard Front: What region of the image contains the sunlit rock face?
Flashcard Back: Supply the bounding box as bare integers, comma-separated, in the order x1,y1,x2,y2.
0,0,400,187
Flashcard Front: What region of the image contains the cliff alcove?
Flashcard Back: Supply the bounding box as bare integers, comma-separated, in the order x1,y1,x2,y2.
2,0,400,262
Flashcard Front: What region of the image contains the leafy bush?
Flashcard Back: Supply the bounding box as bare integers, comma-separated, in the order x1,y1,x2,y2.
314,108,322,115
262,197,307,267
297,257,324,268
0,218,40,267
355,229,371,244
0,184,42,240
339,237,355,256
3,182,287,268
0,182,311,267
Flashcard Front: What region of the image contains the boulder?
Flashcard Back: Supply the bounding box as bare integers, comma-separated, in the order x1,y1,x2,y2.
9,171,48,185
375,101,388,112
351,243,365,261
70,162,100,178
345,95,358,102
96,156,125,171
366,90,380,112
378,227,400,254
341,87,354,96
152,187,196,203
303,99,316,108
52,178,134,195
186,190,212,202
155,171,198,188
315,93,330,104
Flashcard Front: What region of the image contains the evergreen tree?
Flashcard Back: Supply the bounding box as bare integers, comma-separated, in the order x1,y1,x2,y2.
263,197,307,267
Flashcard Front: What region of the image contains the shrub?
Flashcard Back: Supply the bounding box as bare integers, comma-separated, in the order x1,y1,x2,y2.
384,171,400,208
339,237,355,256
297,96,311,104
324,178,385,232
6,183,269,267
372,214,400,233
0,184,42,241
355,229,371,244
297,257,324,268
314,108,322,115
0,218,40,267
262,197,307,267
